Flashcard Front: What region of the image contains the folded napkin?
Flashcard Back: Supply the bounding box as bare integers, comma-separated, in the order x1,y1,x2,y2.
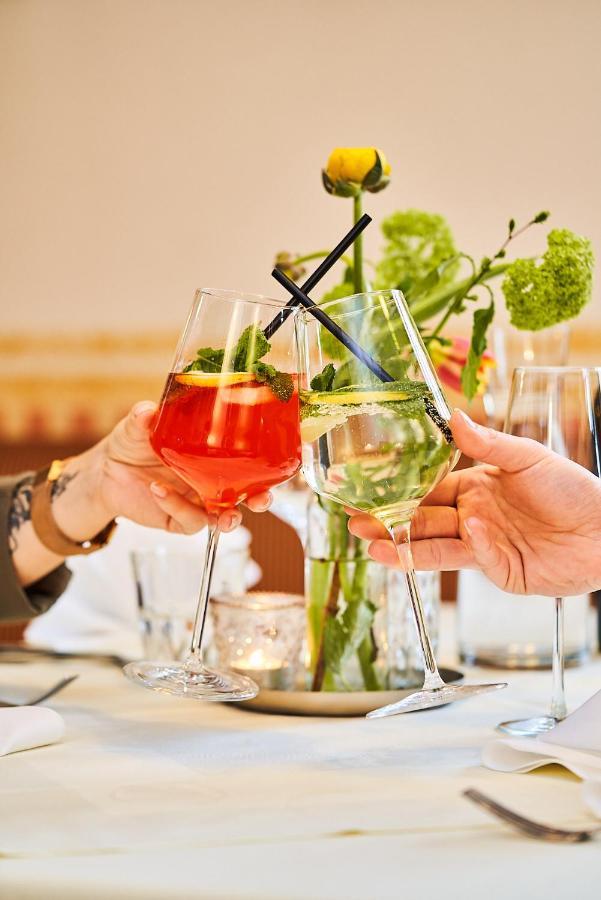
483,689,601,818
0,707,65,757
25,518,261,659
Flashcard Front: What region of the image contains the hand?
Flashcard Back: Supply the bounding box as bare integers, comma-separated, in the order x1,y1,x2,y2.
55,401,272,541
348,409,601,597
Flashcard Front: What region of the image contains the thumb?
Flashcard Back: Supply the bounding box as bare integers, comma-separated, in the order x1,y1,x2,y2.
450,408,547,473
124,401,157,440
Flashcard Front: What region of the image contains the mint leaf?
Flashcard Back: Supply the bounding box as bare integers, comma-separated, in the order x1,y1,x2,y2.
233,325,270,372
310,363,336,392
252,361,294,403
183,347,225,373
461,300,495,400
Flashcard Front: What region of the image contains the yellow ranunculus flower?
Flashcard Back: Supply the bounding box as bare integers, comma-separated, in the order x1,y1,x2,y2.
323,147,391,196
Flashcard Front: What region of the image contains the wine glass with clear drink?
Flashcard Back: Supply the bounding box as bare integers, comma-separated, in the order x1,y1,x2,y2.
295,289,507,716
498,366,600,735
124,288,301,700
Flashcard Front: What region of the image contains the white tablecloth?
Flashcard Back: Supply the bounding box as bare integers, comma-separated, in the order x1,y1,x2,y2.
1,608,600,900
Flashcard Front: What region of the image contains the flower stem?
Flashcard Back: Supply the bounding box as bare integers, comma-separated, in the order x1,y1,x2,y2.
353,193,364,293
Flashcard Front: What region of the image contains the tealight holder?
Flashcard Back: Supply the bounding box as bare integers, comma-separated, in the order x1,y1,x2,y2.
209,592,305,690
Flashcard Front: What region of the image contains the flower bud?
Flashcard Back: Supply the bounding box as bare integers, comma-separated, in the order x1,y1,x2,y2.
274,252,307,283
323,147,391,197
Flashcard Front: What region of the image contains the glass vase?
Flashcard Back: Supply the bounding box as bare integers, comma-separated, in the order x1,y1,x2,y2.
305,494,440,692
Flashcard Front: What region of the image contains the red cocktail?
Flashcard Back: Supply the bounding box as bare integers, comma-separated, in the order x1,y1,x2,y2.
123,288,301,703
151,372,301,513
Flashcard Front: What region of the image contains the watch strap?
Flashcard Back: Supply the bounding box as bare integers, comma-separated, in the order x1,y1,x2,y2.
30,464,116,557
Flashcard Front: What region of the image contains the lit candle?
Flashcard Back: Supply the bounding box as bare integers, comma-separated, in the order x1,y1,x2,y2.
235,649,283,672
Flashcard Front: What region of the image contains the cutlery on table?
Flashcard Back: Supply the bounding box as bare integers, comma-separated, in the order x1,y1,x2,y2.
463,787,601,843
0,674,79,708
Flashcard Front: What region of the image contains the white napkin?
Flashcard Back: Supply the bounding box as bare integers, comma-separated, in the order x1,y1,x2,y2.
25,519,261,658
483,689,601,817
0,707,65,757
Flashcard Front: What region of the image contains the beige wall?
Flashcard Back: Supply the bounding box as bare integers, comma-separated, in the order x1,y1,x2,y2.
1,0,600,341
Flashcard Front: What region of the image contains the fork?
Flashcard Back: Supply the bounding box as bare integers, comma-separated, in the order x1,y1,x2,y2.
0,674,79,708
463,788,601,843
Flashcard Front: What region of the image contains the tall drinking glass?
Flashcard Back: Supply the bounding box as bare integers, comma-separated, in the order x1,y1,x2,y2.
295,289,507,716
124,289,301,700
498,366,601,735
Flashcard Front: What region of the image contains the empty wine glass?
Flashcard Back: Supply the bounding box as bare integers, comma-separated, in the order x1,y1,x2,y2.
498,366,600,736
295,289,507,716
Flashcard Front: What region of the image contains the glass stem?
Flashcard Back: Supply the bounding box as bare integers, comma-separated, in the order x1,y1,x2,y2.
186,524,221,670
388,521,446,692
550,596,567,721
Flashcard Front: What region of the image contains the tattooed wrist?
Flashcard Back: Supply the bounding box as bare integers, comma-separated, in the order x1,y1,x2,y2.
50,470,78,500
8,474,35,554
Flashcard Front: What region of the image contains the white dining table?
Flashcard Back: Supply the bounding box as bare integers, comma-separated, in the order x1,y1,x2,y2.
1,608,600,900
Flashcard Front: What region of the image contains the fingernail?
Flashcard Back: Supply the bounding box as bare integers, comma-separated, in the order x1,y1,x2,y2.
150,482,168,498
454,408,485,433
223,512,242,530
133,401,156,418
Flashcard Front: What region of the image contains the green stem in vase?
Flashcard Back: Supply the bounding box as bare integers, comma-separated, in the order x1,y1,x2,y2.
311,562,341,691
353,192,364,293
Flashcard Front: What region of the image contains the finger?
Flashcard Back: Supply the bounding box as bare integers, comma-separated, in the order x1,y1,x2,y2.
368,536,474,571
124,401,158,441
411,505,459,540
463,516,511,585
149,481,209,534
108,401,159,465
418,472,461,507
245,491,272,513
216,508,243,532
348,514,389,541
450,409,548,473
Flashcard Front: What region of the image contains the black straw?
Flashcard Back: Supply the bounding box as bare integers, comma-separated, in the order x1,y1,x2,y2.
271,269,453,443
271,269,394,382
263,214,372,340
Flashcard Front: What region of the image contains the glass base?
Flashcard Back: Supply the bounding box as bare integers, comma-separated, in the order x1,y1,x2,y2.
497,715,558,737
460,646,589,670
123,660,259,701
366,681,508,718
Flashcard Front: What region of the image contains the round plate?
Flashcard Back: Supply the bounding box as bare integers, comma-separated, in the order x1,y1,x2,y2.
238,667,464,717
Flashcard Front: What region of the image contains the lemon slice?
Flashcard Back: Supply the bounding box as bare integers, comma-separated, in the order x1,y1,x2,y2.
176,372,256,387
305,389,410,405
301,413,348,443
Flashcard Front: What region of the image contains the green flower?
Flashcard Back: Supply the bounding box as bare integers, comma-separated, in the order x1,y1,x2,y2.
375,209,459,293
502,228,594,330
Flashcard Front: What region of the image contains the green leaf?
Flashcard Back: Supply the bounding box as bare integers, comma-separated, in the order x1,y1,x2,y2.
361,152,383,189
333,179,359,198
310,363,336,392
322,169,335,195
461,300,495,401
232,325,270,372
183,347,225,373
405,256,461,304
252,361,294,402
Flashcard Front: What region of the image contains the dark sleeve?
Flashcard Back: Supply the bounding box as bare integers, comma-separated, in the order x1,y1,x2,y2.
0,474,72,622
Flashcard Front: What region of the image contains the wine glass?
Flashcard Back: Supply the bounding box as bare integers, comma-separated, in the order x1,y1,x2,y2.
124,288,301,700
295,288,507,716
498,366,600,736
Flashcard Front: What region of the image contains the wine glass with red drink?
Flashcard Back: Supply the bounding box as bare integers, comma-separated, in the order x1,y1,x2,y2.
124,289,301,700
